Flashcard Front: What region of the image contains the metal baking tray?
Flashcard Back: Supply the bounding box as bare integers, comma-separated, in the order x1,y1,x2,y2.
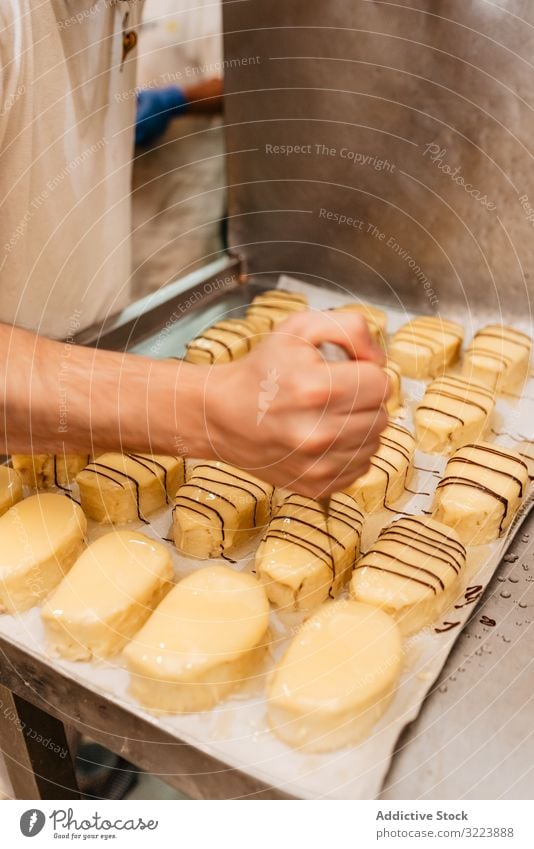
0,260,532,799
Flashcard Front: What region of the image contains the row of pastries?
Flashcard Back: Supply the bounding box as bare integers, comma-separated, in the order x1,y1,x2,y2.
0,290,532,755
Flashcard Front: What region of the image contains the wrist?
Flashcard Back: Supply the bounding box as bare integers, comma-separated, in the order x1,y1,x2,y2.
144,358,217,460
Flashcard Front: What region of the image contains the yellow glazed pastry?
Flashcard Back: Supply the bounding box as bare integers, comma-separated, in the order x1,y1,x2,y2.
77,453,185,523
350,515,466,635
255,491,363,610
267,600,402,752
432,442,529,544
463,324,531,391
415,374,495,454
124,566,270,713
389,316,463,378
0,493,86,613
42,531,173,661
173,461,273,558
0,466,23,516
345,423,415,512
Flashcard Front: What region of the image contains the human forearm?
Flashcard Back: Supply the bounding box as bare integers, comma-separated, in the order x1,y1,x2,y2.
1,310,389,497
0,324,211,458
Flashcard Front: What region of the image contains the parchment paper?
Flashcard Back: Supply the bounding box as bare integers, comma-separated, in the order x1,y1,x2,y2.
0,276,532,799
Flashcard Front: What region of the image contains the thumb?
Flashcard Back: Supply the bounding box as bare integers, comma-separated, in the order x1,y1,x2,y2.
277,309,385,365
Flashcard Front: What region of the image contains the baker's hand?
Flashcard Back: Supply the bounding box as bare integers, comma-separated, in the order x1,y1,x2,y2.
205,310,390,497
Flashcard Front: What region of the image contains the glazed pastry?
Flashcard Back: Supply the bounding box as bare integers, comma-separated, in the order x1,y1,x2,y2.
432,442,529,544
384,360,403,415
76,453,185,524
246,289,307,331
463,324,531,391
344,423,415,512
350,515,466,635
42,531,173,661
184,318,261,364
11,454,90,489
0,494,86,613
124,566,270,713
0,466,22,517
173,461,273,559
389,316,463,379
267,600,402,752
255,491,363,610
518,440,534,480
415,374,495,454
335,302,387,346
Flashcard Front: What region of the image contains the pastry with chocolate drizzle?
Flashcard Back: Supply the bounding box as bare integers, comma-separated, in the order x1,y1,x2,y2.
432,442,529,545
255,491,363,611
350,515,466,635
11,453,91,490
76,453,185,524
344,423,415,512
463,324,531,392
389,315,463,379
172,460,274,559
184,317,262,365
245,288,307,331
415,373,495,454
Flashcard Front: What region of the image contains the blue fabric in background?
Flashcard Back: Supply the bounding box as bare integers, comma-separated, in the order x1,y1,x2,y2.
135,86,189,147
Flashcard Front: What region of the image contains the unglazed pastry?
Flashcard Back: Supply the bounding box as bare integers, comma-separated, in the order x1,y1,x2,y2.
335,302,387,346
389,316,463,378
415,374,495,454
350,516,466,635
267,600,402,752
0,494,86,613
384,360,403,415
0,466,22,517
42,531,173,661
11,454,90,489
184,318,261,364
432,442,529,545
246,289,307,331
124,566,270,713
77,453,185,524
344,423,415,512
173,461,273,559
255,492,363,610
463,324,531,391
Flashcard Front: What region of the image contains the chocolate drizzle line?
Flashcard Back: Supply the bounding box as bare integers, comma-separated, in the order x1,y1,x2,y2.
355,516,465,595
261,492,363,592
126,453,171,504
367,424,415,509
82,461,149,523
173,464,273,557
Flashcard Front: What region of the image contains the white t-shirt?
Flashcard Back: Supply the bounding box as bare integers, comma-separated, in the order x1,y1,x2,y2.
0,0,144,339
